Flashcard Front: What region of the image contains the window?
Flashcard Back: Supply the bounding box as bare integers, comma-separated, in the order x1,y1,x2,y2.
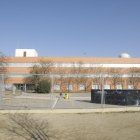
128,84,134,89
104,85,110,89
67,84,73,91
54,85,60,91
79,84,85,90
92,84,99,89
116,84,123,90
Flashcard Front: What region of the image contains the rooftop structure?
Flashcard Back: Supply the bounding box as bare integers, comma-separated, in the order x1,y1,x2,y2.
119,53,131,58
15,49,38,57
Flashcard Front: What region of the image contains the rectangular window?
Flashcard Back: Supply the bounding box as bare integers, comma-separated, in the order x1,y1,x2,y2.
67,85,73,91
79,84,85,90
92,84,99,89
116,84,123,90
54,85,60,91
104,85,110,89
128,84,134,89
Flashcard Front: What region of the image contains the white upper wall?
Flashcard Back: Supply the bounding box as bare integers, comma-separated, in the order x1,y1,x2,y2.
15,49,38,57
6,63,140,68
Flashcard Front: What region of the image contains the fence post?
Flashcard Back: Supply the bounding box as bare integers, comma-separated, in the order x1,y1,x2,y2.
50,74,55,109
0,74,4,100
101,76,105,108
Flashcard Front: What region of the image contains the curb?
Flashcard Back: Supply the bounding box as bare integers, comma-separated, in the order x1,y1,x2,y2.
0,107,140,114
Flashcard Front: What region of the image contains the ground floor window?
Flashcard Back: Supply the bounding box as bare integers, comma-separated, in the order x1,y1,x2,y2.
79,84,85,91
104,84,110,89
14,84,34,91
67,84,73,91
92,84,99,89
116,84,123,90
128,84,134,89
54,84,60,91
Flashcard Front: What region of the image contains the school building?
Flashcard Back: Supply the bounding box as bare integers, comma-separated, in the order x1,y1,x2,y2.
1,49,140,92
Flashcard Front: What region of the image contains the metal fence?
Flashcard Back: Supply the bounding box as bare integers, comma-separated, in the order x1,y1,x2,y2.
0,73,140,110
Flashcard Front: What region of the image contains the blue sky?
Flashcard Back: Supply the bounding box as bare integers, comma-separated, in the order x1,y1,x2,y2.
0,0,140,57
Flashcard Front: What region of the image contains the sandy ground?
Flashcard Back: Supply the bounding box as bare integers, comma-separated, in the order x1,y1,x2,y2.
0,112,140,140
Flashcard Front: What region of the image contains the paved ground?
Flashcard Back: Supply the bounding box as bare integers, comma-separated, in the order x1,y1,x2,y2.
0,92,138,110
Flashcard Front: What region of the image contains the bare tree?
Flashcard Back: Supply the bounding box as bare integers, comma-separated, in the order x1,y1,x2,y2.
0,51,8,90
109,68,123,89
127,67,140,89
0,51,7,73
6,113,53,140
90,67,103,90
38,59,54,74
29,64,41,90
65,74,73,93
78,77,90,92
54,67,66,92
71,61,84,92
26,59,54,91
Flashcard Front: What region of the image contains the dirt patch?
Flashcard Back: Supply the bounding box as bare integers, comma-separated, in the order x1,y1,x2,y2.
0,112,140,140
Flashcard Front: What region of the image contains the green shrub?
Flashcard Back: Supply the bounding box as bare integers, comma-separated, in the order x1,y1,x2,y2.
36,79,51,93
